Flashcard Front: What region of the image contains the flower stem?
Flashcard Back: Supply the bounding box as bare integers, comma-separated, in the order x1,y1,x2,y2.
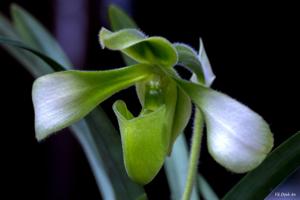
182,108,204,200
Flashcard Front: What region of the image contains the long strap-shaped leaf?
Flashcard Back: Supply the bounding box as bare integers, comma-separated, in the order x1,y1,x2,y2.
165,135,200,200
197,175,219,200
223,131,300,200
108,4,137,65
108,4,137,31
0,37,64,71
0,14,53,76
10,4,72,68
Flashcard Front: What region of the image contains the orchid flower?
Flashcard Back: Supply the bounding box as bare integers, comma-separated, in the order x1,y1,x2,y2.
32,27,273,185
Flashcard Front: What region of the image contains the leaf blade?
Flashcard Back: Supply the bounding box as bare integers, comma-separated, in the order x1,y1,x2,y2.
165,135,199,200
197,175,219,200
223,131,300,200
0,37,64,71
0,14,54,76
108,4,138,65
10,4,72,68
108,4,137,31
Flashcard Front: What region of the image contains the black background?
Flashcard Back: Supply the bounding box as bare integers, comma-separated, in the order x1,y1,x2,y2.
0,0,299,199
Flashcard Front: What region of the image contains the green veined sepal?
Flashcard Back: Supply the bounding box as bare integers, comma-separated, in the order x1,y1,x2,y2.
99,28,178,67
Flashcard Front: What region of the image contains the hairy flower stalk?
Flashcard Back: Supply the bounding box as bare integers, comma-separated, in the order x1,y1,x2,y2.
182,108,204,200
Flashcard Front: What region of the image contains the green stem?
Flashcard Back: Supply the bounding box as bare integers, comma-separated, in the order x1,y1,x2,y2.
182,108,204,200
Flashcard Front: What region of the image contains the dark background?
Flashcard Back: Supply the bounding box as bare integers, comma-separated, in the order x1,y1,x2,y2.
0,0,299,199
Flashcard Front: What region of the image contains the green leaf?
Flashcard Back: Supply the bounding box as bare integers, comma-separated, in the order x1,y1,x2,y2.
10,4,72,68
0,14,53,77
108,4,137,65
0,13,19,38
174,79,274,173
99,28,178,67
165,134,219,200
0,37,64,71
32,64,153,140
165,135,199,200
197,175,219,200
113,100,168,185
108,4,137,31
223,131,300,200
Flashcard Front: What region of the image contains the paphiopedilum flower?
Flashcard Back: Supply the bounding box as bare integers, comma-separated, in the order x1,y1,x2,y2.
32,28,273,185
